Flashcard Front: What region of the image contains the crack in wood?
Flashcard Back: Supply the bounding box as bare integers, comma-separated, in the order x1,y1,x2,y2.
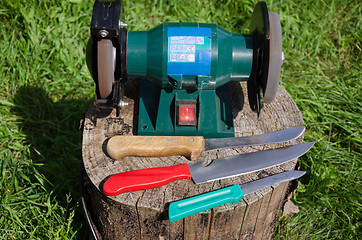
208,209,215,240
136,190,146,240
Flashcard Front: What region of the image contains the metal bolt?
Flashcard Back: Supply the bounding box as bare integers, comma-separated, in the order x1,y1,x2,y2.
189,138,194,142
118,101,129,108
167,137,173,141
146,137,152,141
119,21,127,28
99,30,109,38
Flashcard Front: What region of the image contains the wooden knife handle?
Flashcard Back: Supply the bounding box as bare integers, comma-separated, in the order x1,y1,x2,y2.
106,136,205,160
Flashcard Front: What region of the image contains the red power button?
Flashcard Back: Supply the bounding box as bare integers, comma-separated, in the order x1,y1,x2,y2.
177,103,197,126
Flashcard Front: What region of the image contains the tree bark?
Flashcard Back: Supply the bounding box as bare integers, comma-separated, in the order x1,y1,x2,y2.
81,81,304,240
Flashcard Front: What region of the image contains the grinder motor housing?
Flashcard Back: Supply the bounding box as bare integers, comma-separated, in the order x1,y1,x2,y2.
86,1,283,138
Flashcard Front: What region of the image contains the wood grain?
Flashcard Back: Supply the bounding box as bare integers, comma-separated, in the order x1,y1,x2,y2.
81,81,305,239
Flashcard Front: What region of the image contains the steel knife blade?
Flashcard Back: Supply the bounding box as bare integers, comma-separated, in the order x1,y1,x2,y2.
168,170,306,222
102,142,314,196
106,126,305,160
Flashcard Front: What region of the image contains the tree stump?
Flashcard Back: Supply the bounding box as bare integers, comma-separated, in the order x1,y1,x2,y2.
81,81,304,240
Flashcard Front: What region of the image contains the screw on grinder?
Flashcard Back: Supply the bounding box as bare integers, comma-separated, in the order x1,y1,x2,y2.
86,0,284,138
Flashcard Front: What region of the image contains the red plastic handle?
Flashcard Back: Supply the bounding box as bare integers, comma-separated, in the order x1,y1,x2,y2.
103,163,192,196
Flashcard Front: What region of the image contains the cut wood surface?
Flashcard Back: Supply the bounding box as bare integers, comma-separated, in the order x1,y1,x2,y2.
81,81,305,240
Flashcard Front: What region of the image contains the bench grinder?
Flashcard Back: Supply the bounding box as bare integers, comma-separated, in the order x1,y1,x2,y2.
86,1,284,138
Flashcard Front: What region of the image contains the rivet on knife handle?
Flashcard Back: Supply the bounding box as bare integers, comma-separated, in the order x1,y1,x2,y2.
106,136,204,160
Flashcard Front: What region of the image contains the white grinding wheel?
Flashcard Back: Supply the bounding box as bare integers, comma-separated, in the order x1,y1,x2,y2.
97,39,116,99
264,12,283,103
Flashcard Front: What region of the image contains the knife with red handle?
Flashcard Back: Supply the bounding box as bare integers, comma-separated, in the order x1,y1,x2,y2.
103,142,314,196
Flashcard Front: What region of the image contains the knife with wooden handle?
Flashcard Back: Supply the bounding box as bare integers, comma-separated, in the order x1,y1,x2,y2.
106,126,305,160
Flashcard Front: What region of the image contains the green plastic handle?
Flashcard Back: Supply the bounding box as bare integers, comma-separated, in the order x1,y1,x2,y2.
168,185,244,222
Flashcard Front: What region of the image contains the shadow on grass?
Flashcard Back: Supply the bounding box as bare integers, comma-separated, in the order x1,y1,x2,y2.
12,85,93,238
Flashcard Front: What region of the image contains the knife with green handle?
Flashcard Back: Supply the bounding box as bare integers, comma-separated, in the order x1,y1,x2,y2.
168,170,306,222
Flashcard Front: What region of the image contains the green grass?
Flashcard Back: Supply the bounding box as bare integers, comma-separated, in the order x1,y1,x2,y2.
0,1,94,239
0,0,360,239
274,0,361,238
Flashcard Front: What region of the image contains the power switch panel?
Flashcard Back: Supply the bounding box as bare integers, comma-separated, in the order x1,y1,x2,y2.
177,101,197,126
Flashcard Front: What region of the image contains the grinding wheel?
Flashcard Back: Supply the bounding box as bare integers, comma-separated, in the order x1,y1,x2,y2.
264,12,283,103
248,2,284,115
97,39,116,99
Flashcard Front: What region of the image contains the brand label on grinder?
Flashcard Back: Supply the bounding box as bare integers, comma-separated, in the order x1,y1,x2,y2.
167,27,211,76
